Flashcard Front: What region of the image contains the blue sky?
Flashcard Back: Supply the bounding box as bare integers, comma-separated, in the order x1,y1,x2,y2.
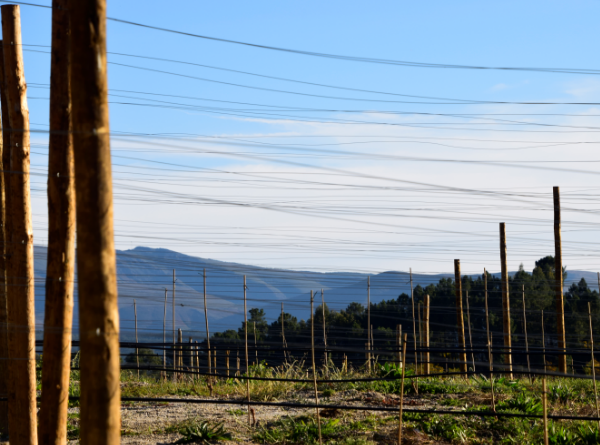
12,0,600,275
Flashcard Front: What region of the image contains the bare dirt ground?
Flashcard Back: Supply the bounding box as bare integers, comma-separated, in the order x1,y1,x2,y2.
67,390,457,444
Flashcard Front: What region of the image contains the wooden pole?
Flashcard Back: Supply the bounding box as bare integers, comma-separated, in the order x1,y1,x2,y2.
542,377,549,445
484,269,495,412
466,291,475,372
423,296,430,375
214,345,217,375
396,325,401,367
39,0,75,441
397,333,408,445
371,324,374,364
410,268,418,374
134,300,139,379
367,276,371,370
321,289,327,366
226,350,230,377
281,302,289,363
163,289,167,375
172,270,176,377
553,187,567,373
178,329,182,373
522,284,531,379
68,0,120,441
2,6,38,444
588,302,600,429
188,337,192,371
202,268,211,381
453,260,467,375
418,302,422,374
244,276,250,426
0,41,9,437
499,223,513,378
310,291,323,445
195,341,199,379
542,310,547,373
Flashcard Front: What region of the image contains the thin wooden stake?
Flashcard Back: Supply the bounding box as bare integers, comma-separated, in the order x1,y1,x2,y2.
321,289,327,367
253,321,258,365
0,41,9,436
484,269,495,412
454,260,467,375
499,223,513,378
418,302,422,374
466,291,475,372
588,302,600,429
244,276,251,426
553,186,567,373
237,349,240,376
398,333,408,445
367,276,371,371
281,302,287,362
214,345,217,374
163,289,167,377
134,300,139,379
310,291,323,445
542,377,549,445
202,268,211,385
2,6,38,444
423,296,430,375
226,350,230,377
178,329,183,373
39,1,75,441
522,284,531,380
410,268,418,374
488,340,496,413
172,269,176,377
542,310,547,373
195,341,199,382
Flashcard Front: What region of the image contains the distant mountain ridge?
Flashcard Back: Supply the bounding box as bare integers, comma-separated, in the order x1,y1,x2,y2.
32,246,598,341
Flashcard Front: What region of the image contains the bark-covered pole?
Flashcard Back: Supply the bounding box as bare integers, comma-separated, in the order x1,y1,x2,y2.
1,6,38,445
553,187,567,373
453,260,467,374
0,42,8,436
68,0,120,443
499,223,513,378
39,1,75,442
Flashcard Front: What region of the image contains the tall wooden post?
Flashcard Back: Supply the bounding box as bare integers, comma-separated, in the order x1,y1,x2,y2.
453,260,467,374
553,187,567,373
367,276,371,370
499,223,513,378
423,295,430,375
69,0,120,442
0,42,9,436
2,6,38,445
39,1,75,442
